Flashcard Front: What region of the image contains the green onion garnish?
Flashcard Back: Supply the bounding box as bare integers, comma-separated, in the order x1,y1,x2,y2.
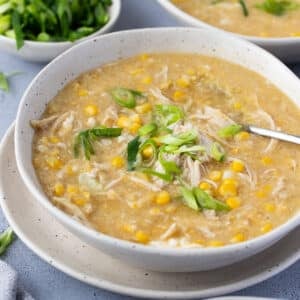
217,124,243,138
180,187,200,211
239,0,249,16
0,227,14,256
127,136,141,171
256,0,299,16
154,104,184,127
138,123,157,136
209,142,226,162
194,188,230,211
110,87,144,108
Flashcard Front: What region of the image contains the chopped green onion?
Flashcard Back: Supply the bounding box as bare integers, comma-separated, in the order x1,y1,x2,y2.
127,136,141,171
180,187,200,211
194,188,230,211
141,168,173,182
138,123,157,136
0,227,14,256
158,130,198,146
209,142,226,162
239,0,249,16
74,127,122,160
154,104,184,127
139,139,158,167
218,124,243,138
158,148,181,175
256,0,299,16
110,87,144,108
171,144,206,155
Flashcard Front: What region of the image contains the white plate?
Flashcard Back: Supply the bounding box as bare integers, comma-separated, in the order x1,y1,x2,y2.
1,124,299,299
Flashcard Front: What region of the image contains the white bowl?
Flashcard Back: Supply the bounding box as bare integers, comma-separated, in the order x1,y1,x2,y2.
14,27,300,272
157,0,300,63
0,0,121,62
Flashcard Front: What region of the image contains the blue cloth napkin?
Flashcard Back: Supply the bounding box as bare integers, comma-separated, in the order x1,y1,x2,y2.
0,261,34,300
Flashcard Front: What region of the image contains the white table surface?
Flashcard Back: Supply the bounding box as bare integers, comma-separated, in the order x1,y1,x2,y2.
0,0,299,299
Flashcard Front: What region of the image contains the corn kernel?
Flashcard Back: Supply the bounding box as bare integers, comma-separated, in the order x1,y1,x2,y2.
290,32,300,37
231,160,245,172
186,68,196,76
111,156,125,168
140,53,149,61
256,185,272,198
54,183,64,196
199,182,212,191
67,185,79,195
135,231,149,244
135,103,152,114
219,179,238,197
264,203,276,213
232,147,239,154
208,240,224,247
142,146,154,159
72,198,86,207
150,207,161,215
78,88,88,97
173,90,185,102
141,76,153,85
176,77,190,88
261,223,273,233
261,156,272,165
65,165,74,176
129,122,141,134
155,191,171,205
130,114,142,124
122,224,135,233
231,233,246,243
235,131,250,141
84,104,98,117
226,197,241,209
46,157,63,169
117,115,131,128
49,136,60,144
233,102,242,110
209,170,222,181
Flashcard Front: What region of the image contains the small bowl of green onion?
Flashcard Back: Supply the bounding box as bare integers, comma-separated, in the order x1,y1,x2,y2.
0,0,121,62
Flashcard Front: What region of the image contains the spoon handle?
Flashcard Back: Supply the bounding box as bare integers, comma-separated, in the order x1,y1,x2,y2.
246,125,300,145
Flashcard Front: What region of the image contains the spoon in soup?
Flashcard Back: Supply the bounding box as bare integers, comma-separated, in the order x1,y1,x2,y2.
243,125,300,145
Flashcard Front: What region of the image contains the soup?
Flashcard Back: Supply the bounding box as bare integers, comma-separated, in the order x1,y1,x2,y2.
31,53,300,248
171,0,300,38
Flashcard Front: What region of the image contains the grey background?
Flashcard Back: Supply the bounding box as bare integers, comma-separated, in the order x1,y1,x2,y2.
0,0,299,299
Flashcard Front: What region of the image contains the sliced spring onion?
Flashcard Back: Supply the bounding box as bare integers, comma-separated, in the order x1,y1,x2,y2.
127,136,141,171
138,123,157,136
180,187,200,211
139,139,158,167
158,149,181,175
158,130,198,146
110,87,144,108
256,0,299,16
217,124,243,138
141,168,173,182
194,188,230,211
209,142,226,162
239,0,249,16
74,127,122,160
171,144,206,155
0,227,14,256
154,104,184,127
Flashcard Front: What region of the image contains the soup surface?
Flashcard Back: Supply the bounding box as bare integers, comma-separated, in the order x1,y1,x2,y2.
171,0,300,38
32,53,300,248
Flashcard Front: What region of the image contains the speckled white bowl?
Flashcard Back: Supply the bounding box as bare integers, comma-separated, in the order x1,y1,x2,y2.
157,0,300,63
14,28,300,272
0,0,121,62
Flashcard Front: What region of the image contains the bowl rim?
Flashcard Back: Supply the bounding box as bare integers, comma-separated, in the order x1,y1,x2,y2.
15,27,300,257
156,0,300,44
0,0,121,48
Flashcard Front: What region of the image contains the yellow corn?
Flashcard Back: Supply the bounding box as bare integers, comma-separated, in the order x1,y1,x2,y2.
111,156,125,168
261,156,272,165
84,104,98,117
290,32,300,37
130,114,142,124
54,183,64,196
208,240,224,247
135,103,152,114
219,179,238,197
231,160,245,172
155,191,171,205
67,185,79,195
209,170,222,181
129,122,141,134
264,203,276,213
199,182,212,191
186,68,196,76
256,185,272,198
149,207,161,215
142,146,154,159
235,131,250,141
173,90,185,102
176,77,190,88
117,115,131,128
139,53,149,61
233,102,242,110
65,165,74,176
231,233,246,243
72,198,86,207
49,136,60,144
46,157,63,169
141,76,153,85
135,231,149,244
226,197,241,209
78,88,88,97
122,224,135,233
261,223,273,233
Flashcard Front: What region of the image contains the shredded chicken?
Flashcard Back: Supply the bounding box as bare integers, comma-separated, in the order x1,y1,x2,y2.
160,223,179,240
127,175,161,192
182,156,207,187
149,87,172,104
30,115,59,130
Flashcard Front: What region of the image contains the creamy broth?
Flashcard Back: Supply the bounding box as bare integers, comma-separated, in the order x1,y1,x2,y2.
32,53,300,248
171,0,300,38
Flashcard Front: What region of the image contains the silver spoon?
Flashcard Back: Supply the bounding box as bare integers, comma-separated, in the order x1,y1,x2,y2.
243,125,300,145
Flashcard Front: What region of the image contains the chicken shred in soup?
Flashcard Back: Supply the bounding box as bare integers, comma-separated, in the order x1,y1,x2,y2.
171,0,300,38
32,53,300,248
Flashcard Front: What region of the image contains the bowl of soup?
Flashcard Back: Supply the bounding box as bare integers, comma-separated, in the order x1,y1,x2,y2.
157,0,300,62
14,28,300,272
